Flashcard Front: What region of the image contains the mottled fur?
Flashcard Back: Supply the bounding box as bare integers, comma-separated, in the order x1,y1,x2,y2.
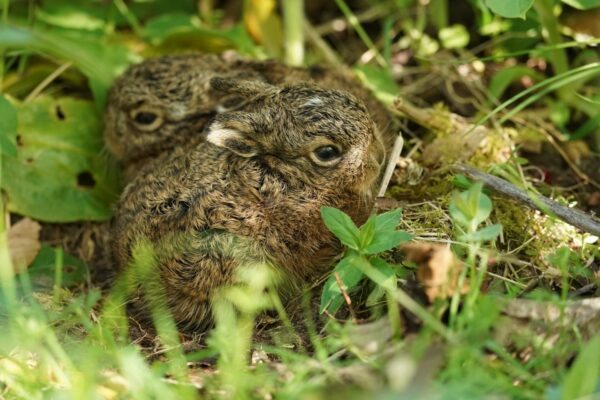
103,53,394,182
111,79,382,330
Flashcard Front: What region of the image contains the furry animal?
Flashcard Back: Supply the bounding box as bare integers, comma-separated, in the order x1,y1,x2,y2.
103,53,394,182
111,78,384,330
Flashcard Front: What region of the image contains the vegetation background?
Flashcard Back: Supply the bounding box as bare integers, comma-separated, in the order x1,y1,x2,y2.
0,0,599,398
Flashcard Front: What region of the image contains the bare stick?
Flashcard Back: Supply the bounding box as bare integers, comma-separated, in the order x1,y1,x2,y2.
453,164,600,237
377,133,404,197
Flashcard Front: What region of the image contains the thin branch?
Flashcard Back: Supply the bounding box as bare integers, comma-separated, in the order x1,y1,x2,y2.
453,164,600,237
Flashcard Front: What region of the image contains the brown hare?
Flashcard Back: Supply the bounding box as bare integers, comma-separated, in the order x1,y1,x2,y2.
103,53,393,182
110,78,384,330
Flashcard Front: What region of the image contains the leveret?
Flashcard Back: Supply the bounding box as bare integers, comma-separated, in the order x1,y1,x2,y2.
111,78,384,330
103,53,393,182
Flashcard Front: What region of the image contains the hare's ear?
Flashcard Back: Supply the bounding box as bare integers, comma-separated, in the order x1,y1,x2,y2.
210,77,274,97
204,120,258,158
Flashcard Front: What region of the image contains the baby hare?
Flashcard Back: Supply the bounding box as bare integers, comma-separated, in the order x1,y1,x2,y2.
103,53,393,181
111,78,384,330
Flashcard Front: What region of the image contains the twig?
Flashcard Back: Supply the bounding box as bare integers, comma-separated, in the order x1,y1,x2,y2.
377,133,404,198
453,164,600,237
334,271,356,322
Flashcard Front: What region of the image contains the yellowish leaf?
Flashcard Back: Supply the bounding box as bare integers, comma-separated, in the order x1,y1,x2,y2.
8,217,41,273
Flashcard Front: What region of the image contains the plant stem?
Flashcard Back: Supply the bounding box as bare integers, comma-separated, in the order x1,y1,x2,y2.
334,0,387,67
534,0,571,101
0,0,9,92
283,0,304,66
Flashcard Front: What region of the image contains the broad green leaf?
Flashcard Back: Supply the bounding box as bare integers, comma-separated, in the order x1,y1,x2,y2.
484,0,534,18
459,224,503,242
439,25,470,49
320,254,364,314
0,25,137,107
364,231,412,255
366,258,397,306
561,0,600,9
321,207,360,249
0,94,18,156
374,208,403,233
2,97,120,222
150,23,260,57
144,13,197,42
561,334,600,399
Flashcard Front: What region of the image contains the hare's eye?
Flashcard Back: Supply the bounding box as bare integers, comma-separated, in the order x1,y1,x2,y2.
130,109,164,131
310,145,342,166
134,112,157,125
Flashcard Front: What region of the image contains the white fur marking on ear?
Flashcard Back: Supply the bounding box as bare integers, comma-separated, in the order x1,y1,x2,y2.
303,96,324,107
206,122,242,147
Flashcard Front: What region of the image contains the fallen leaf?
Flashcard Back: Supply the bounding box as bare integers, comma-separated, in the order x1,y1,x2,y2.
8,217,41,273
402,242,468,302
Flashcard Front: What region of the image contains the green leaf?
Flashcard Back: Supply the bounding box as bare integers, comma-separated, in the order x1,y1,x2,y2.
484,0,534,18
353,64,401,106
364,231,412,254
321,207,360,249
27,246,89,291
439,25,470,49
319,254,364,314
561,334,600,399
2,97,120,222
358,208,411,254
151,23,260,57
449,182,493,231
374,208,403,233
0,25,137,107
459,224,503,242
0,94,18,156
561,0,600,9
358,215,377,250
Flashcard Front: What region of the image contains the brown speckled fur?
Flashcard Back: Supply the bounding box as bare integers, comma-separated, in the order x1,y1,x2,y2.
111,79,383,331
103,53,394,182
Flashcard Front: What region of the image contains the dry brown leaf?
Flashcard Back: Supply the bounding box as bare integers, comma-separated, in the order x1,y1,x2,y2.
8,217,41,273
402,242,468,302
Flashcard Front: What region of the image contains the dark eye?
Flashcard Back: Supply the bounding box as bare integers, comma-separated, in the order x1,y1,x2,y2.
314,145,341,161
130,109,164,131
310,145,342,166
134,111,157,125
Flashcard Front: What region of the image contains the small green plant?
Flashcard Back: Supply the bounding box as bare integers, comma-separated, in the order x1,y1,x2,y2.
319,207,412,317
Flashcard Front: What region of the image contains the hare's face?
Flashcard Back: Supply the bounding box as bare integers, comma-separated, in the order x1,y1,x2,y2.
103,56,218,162
205,79,384,195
